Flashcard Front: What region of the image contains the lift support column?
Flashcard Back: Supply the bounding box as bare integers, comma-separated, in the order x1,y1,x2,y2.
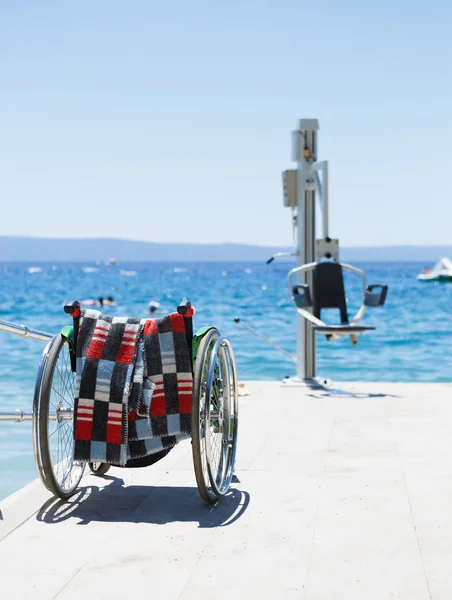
295,120,318,381
283,119,320,383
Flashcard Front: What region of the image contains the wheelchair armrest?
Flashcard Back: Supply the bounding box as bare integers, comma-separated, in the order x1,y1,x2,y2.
365,284,388,307
292,284,313,308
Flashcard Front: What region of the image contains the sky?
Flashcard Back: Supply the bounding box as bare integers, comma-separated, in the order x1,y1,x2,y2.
0,0,450,247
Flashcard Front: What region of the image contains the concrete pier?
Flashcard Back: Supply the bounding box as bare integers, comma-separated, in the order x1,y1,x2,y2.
1,381,451,599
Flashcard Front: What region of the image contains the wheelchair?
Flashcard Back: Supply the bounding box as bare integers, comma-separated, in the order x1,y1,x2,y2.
32,300,238,504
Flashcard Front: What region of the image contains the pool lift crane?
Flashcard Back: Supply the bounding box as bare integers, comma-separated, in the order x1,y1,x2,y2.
266,119,388,386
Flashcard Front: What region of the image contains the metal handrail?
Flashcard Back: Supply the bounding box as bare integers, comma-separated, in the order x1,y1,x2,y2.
0,410,34,422
0,408,73,422
0,318,53,343
0,318,55,421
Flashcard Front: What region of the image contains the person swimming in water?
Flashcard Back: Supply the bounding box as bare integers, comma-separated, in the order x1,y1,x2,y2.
80,295,117,307
80,297,101,306
148,300,160,314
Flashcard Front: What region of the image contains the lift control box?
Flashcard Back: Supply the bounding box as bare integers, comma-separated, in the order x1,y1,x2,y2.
282,169,297,208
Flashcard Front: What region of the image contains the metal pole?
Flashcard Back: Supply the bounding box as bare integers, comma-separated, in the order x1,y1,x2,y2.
294,119,318,381
0,410,34,422
303,189,316,379
0,408,73,422
295,168,305,380
234,318,297,363
0,320,55,421
0,319,53,343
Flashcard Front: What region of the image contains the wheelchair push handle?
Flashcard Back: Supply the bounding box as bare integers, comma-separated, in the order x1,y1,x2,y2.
177,299,195,360
177,298,195,317
64,300,81,317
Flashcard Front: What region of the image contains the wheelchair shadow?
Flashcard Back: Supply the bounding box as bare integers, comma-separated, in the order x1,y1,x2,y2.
36,475,250,528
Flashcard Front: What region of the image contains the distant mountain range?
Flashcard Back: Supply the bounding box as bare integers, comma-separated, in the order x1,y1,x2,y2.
0,236,450,262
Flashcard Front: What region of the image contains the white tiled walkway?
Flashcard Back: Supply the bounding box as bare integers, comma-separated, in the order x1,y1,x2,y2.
1,381,451,599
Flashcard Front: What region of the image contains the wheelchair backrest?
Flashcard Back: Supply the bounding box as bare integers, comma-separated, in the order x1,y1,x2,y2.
313,262,348,324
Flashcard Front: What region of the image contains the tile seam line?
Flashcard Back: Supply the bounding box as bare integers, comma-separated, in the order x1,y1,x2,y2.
0,507,41,543
386,404,433,600
302,410,336,600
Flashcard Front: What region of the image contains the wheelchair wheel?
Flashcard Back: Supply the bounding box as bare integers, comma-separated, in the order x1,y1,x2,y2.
89,462,111,476
33,333,85,499
192,329,238,503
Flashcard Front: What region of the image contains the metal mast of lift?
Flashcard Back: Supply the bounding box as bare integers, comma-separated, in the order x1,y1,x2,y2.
281,119,338,385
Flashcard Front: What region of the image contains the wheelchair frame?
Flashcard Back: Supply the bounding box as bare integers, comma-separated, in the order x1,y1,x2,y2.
0,301,239,505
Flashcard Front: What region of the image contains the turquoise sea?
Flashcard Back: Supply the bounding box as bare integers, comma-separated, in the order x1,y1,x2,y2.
1,260,452,500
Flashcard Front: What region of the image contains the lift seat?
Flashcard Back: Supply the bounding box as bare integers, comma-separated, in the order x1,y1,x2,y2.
290,260,387,343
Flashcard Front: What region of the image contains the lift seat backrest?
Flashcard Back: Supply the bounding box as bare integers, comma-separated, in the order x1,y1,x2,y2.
312,262,348,324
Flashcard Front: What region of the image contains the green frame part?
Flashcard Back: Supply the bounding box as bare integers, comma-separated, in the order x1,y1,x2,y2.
60,326,76,372
60,325,74,341
192,326,216,364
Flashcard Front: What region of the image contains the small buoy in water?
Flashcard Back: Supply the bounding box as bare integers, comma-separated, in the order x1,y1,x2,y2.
262,284,267,290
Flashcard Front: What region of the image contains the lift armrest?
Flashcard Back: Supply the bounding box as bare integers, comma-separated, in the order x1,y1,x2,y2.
292,284,312,308
365,284,388,307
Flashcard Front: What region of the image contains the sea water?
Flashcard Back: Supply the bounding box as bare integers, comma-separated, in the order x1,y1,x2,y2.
1,260,451,499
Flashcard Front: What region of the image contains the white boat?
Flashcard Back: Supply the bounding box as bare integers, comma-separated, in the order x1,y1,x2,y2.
417,257,452,282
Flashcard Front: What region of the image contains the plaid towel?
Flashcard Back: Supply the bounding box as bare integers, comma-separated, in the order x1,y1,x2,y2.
127,313,193,460
73,309,142,466
73,309,193,465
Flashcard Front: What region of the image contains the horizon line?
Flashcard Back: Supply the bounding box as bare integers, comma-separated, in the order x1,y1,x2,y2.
0,235,451,249
0,258,440,264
